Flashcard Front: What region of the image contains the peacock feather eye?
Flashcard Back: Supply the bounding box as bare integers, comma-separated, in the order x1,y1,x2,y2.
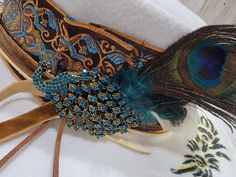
187,40,227,89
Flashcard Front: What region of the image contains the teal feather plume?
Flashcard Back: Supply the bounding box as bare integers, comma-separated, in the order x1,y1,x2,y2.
113,69,187,126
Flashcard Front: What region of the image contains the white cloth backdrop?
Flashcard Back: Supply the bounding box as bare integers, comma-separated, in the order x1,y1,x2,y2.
0,0,235,177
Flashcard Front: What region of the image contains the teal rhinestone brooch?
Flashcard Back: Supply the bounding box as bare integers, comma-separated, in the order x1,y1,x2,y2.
33,68,141,137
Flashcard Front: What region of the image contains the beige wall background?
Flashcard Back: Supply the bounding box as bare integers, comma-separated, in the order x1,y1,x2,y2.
180,0,236,24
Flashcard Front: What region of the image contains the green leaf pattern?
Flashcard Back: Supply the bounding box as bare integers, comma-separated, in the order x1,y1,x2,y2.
171,116,230,177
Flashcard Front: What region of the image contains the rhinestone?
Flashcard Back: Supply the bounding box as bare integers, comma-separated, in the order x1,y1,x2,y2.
45,93,51,100
106,83,119,92
82,110,91,119
75,86,81,95
100,76,111,85
88,95,97,103
113,119,121,125
118,99,127,106
55,103,63,111
105,113,115,119
81,84,91,93
59,110,66,118
93,116,102,123
106,101,115,107
98,83,105,90
86,121,94,129
52,94,60,103
90,83,100,91
78,97,87,109
63,98,71,107
67,111,74,119
73,105,82,115
88,105,96,113
69,84,77,92
98,93,110,101
112,93,121,100
97,103,107,113
112,107,121,114
68,93,77,102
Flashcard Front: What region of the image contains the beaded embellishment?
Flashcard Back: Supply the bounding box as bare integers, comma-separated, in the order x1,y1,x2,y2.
33,67,141,137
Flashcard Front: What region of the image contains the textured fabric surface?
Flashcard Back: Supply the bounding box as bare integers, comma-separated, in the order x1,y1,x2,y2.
0,0,235,177
55,0,205,49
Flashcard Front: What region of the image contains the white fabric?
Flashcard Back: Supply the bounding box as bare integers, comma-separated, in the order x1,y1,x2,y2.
55,0,205,49
0,0,235,177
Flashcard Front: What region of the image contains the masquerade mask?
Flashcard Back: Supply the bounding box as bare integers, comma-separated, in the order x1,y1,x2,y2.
0,0,235,176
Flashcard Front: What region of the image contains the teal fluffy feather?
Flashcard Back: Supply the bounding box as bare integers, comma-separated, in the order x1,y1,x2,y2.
113,69,187,126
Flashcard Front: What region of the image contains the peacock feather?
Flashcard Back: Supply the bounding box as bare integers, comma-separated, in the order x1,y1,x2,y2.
140,25,236,129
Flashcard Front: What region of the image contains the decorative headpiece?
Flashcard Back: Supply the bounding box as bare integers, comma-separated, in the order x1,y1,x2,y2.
0,0,235,176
